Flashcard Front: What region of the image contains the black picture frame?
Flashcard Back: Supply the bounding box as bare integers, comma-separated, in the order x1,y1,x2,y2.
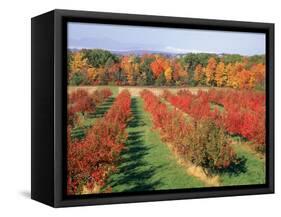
31,9,274,207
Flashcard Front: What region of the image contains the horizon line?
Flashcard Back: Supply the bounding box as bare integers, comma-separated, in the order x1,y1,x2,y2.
67,47,265,56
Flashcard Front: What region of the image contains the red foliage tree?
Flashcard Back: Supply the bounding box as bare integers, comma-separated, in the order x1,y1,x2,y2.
67,90,131,195
150,57,169,78
207,89,265,151
141,89,236,173
68,88,112,127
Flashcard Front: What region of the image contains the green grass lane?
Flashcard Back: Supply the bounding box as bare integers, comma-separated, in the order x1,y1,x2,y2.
219,142,266,186
71,96,115,140
104,97,204,193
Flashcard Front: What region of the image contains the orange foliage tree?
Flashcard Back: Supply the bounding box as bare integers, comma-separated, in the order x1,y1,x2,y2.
250,63,265,85
172,61,188,85
150,56,169,78
236,69,256,89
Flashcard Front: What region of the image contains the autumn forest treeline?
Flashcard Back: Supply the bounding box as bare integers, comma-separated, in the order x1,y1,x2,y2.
68,49,265,89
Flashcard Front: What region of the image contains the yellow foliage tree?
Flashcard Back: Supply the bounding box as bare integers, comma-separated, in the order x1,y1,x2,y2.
205,57,217,86
87,67,98,82
120,56,135,85
164,67,173,82
215,62,225,87
69,52,88,74
194,64,203,84
226,62,245,88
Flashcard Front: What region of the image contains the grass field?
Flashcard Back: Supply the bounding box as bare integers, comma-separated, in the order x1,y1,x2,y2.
104,97,204,192
69,85,266,193
219,141,265,186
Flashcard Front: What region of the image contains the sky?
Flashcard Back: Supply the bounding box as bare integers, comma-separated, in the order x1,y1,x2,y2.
67,22,266,56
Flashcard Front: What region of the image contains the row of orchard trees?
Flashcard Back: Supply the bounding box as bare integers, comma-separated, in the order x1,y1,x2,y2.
68,49,265,89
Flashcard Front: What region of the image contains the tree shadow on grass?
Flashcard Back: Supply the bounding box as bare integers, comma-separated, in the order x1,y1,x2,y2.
87,97,115,118
71,97,115,140
127,98,145,128
212,156,248,177
105,98,162,192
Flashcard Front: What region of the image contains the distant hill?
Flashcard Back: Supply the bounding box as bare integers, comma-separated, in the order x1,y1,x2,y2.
68,48,264,58
68,48,181,57
109,49,179,57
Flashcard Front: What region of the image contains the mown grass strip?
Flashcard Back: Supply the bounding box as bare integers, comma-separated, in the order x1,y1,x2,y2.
104,97,204,192
219,141,265,186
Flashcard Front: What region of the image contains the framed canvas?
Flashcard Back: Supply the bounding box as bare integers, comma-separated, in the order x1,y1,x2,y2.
31,9,274,207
